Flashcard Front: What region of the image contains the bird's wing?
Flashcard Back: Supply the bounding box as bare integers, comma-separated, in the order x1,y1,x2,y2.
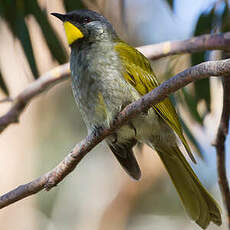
114,41,196,163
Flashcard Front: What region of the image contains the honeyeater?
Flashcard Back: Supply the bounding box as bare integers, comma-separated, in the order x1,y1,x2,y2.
52,10,221,229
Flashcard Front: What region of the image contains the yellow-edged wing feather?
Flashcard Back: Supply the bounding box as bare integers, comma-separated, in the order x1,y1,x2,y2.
115,41,196,163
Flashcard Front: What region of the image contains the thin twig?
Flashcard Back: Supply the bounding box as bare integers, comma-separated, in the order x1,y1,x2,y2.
0,63,70,133
137,32,230,60
0,58,230,209
214,77,230,229
0,97,13,103
1,32,230,133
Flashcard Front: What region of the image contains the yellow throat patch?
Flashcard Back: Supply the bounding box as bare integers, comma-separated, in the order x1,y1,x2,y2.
63,21,84,45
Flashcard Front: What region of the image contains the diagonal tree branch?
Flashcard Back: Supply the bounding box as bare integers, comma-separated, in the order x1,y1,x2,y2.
1,32,230,134
137,32,230,60
0,63,70,133
214,76,230,229
0,58,230,210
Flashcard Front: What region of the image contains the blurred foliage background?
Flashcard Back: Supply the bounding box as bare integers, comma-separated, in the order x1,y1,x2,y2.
0,0,229,229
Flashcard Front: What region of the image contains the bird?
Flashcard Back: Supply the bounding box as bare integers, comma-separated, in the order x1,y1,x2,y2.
51,9,221,229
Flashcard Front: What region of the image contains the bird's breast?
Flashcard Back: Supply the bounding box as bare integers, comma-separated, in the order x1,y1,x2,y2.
70,42,139,130
69,42,172,146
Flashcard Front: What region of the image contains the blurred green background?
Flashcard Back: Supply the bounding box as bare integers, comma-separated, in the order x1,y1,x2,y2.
0,0,229,229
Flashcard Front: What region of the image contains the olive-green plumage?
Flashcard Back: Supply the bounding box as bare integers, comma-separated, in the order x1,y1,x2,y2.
52,9,221,229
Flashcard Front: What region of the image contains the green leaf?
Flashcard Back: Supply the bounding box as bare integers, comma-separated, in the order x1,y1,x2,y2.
191,52,211,113
221,2,230,32
0,70,9,95
181,88,203,125
180,118,204,159
168,92,203,159
191,51,205,68
15,14,39,78
27,1,67,64
0,0,68,80
192,9,214,65
165,0,174,10
194,78,210,112
0,1,39,78
188,9,215,121
63,0,84,12
194,9,215,36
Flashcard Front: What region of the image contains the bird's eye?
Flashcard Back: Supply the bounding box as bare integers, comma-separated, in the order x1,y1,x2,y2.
83,17,91,23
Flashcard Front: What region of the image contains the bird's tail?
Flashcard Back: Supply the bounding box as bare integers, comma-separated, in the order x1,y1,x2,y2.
154,143,221,229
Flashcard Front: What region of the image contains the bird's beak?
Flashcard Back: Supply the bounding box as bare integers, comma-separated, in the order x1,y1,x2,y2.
51,12,84,45
51,13,66,22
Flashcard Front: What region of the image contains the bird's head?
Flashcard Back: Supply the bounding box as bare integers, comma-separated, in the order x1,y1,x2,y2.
51,9,116,46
